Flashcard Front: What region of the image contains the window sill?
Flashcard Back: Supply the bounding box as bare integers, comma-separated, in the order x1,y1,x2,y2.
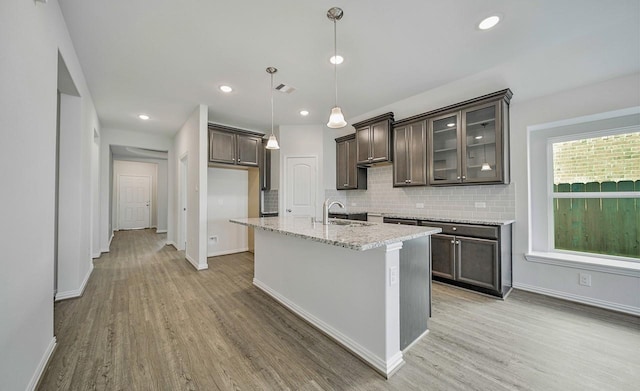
525,251,640,277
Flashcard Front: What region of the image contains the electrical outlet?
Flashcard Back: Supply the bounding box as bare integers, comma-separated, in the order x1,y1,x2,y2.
389,266,398,285
416,203,425,209
579,273,592,287
475,202,487,208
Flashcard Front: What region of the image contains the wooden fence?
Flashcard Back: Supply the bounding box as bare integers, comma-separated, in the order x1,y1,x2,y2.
553,180,639,258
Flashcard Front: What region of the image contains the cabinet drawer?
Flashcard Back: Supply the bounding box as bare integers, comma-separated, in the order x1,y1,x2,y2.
420,221,498,239
383,217,418,225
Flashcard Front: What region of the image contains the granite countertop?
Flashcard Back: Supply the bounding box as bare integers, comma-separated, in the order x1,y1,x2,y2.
230,217,441,251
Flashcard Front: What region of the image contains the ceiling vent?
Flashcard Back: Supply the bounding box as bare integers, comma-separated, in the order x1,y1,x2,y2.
275,83,296,94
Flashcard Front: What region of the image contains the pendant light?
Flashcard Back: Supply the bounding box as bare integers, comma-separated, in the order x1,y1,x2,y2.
265,67,280,150
326,7,347,129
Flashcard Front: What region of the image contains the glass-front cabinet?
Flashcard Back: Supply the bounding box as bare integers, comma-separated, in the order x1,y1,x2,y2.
428,91,510,185
430,113,461,184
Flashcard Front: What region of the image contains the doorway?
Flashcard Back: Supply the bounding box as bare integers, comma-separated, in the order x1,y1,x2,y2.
284,156,317,218
117,175,151,230
179,153,188,251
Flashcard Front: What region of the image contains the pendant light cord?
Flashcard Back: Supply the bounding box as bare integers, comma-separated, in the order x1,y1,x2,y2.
333,19,338,107
271,74,274,135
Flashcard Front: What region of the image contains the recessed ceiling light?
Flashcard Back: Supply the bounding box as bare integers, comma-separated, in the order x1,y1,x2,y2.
300,110,309,116
447,123,455,127
219,85,233,93
138,114,150,120
329,55,344,65
478,15,500,30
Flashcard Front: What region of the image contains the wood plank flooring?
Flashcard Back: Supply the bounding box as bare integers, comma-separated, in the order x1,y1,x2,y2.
39,229,640,390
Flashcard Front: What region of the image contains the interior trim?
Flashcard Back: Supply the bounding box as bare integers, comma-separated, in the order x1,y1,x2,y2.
525,251,640,277
27,337,57,391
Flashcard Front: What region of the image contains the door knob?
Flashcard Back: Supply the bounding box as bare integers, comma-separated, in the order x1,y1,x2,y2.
286,209,292,212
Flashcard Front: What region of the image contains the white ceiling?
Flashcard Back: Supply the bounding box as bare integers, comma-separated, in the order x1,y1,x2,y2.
58,0,640,136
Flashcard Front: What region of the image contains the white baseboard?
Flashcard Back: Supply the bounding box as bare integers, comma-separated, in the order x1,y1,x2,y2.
513,282,640,316
185,253,208,271
208,247,249,258
253,278,404,378
92,252,101,259
402,329,429,354
155,229,167,234
55,261,94,301
27,337,56,391
166,241,177,249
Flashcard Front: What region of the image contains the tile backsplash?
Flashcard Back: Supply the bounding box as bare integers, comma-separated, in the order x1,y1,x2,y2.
262,189,279,213
326,165,515,220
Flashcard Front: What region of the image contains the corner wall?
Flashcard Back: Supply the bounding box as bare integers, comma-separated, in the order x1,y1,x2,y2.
0,1,100,389
171,105,208,270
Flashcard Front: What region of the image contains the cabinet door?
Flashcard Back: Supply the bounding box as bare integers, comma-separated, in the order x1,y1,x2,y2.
346,138,358,188
456,236,499,291
393,126,409,186
209,129,236,164
237,135,261,166
461,101,502,183
336,140,349,189
431,234,455,280
429,112,460,184
261,140,271,190
407,121,427,186
371,120,390,162
356,126,371,164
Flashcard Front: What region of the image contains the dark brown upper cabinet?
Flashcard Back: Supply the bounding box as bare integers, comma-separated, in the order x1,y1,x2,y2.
208,124,263,167
353,112,394,165
260,139,271,190
335,134,367,190
427,89,512,185
392,119,427,187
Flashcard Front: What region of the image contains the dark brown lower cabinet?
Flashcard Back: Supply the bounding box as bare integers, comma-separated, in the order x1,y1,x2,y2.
423,220,512,298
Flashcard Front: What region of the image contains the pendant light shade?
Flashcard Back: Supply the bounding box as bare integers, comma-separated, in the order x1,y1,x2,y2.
265,67,280,150
327,7,347,129
266,133,279,149
327,106,347,128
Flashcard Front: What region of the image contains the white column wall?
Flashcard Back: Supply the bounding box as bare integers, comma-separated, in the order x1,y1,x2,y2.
172,105,208,270
0,1,100,389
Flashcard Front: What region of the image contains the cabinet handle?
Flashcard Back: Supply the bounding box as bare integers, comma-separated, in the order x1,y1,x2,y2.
457,176,461,180
343,184,348,186
407,179,412,183
237,158,241,162
462,175,466,179
452,227,457,231
451,240,455,244
456,240,460,245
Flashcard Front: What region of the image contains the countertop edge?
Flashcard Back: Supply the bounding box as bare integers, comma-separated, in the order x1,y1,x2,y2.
230,219,441,251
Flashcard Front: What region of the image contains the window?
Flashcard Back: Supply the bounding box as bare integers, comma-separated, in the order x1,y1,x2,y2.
527,107,640,272
551,132,639,259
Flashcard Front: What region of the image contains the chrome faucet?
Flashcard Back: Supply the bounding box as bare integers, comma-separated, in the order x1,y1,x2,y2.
323,198,345,225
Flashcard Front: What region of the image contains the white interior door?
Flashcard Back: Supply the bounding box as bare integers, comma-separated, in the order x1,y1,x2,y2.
118,175,151,230
285,156,316,218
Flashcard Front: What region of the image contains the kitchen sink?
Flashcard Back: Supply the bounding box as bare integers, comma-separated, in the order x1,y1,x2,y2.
328,220,374,227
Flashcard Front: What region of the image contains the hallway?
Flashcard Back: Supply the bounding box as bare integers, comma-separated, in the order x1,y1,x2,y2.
39,229,640,390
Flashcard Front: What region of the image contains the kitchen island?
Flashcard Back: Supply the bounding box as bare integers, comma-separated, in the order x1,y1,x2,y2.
230,216,440,378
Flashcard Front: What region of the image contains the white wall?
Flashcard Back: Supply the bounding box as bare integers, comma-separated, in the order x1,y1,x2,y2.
0,1,100,389
279,125,325,220
99,128,172,251
112,160,159,229
510,73,640,314
171,105,208,270
207,167,249,256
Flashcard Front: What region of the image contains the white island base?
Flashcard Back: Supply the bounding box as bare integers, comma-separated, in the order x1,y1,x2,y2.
252,228,430,378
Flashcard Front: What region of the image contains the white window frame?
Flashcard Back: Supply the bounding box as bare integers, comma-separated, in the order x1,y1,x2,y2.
526,107,640,277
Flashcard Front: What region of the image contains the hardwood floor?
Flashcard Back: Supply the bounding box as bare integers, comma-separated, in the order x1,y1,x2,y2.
39,229,640,390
